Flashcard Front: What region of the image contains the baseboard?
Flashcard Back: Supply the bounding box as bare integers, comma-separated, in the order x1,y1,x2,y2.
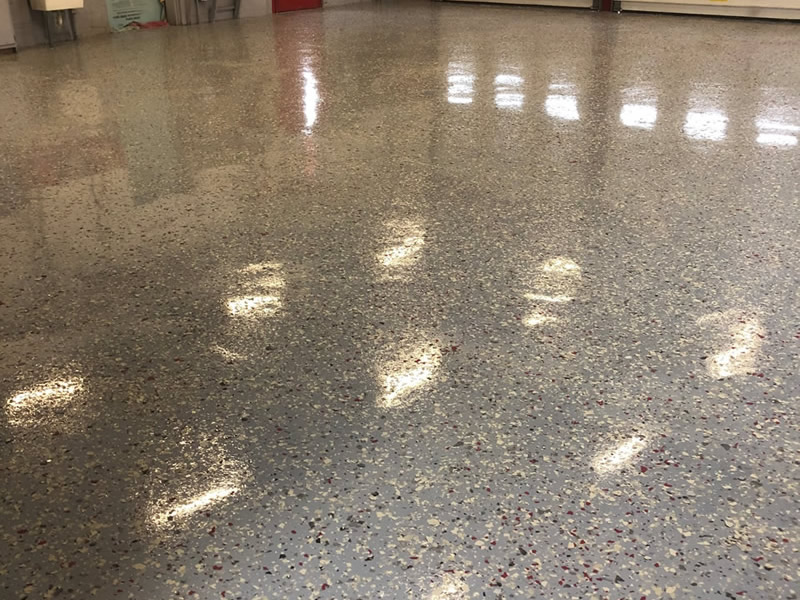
621,1,800,19
447,0,593,9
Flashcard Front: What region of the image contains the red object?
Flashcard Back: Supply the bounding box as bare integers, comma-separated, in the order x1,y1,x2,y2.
273,0,321,12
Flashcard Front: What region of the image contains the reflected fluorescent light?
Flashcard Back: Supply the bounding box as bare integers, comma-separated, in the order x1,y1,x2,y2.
620,104,657,129
755,119,800,132
684,110,727,141
495,74,522,86
302,67,319,134
447,62,474,105
541,257,580,274
252,274,286,289
379,349,441,409
448,75,474,104
529,257,581,302
525,312,558,327
707,320,763,379
427,574,469,599
380,236,425,267
592,435,647,475
757,133,798,147
239,262,282,275
211,345,247,361
239,263,286,289
546,94,579,121
524,293,573,303
495,72,524,110
378,220,426,275
6,378,84,425
496,93,524,109
152,486,238,527
699,311,764,379
226,295,281,316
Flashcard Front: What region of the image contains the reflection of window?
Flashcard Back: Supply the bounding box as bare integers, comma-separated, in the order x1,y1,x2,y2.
683,110,727,141
620,104,657,129
495,73,523,109
756,119,798,147
545,84,578,121
447,62,474,105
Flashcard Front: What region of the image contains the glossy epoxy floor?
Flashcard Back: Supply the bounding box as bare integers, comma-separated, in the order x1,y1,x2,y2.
1,2,799,599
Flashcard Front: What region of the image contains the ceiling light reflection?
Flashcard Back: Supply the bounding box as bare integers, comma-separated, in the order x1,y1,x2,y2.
707,320,763,379
524,293,573,303
755,119,800,132
756,133,797,147
226,295,281,316
541,257,581,274
495,72,524,110
427,574,469,599
620,103,657,129
151,486,239,528
6,377,84,425
379,348,441,409
302,66,319,134
495,74,522,86
546,94,579,121
239,261,283,275
525,312,558,327
592,435,647,475
546,84,579,121
227,262,285,318
698,310,764,379
378,219,426,277
447,62,475,105
684,110,727,141
380,235,425,267
211,344,247,361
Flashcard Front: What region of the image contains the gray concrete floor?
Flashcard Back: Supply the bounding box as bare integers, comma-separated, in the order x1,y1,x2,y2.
1,2,799,599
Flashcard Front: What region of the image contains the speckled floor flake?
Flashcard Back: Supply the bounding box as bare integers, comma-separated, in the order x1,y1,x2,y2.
1,2,799,599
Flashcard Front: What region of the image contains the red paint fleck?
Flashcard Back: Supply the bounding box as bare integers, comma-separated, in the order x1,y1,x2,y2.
213,565,223,571
322,583,329,591
640,466,648,473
